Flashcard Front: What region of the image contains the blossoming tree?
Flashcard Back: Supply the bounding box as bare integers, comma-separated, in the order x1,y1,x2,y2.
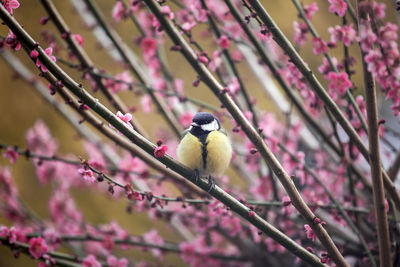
0,0,399,266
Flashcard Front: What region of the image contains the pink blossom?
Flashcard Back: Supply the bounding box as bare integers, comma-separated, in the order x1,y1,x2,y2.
107,71,133,93
209,50,221,72
312,37,327,55
83,254,102,267
373,2,386,19
379,23,398,47
198,55,209,64
78,167,95,183
328,0,347,17
5,30,21,51
303,2,318,20
3,0,20,14
112,1,125,22
328,24,357,47
318,57,339,78
327,71,352,95
141,95,152,113
116,111,133,128
179,112,195,128
154,145,168,158
30,49,39,59
43,228,61,250
143,230,164,259
220,216,242,237
227,77,240,95
231,50,243,62
364,49,386,76
180,241,196,263
107,255,128,267
304,224,316,241
217,35,230,49
182,21,196,32
29,237,48,259
118,153,147,176
0,226,9,238
140,37,157,57
73,34,84,46
293,21,308,46
9,227,27,244
248,210,255,217
35,162,62,185
3,147,18,164
49,190,83,226
160,5,174,20
83,142,106,171
36,47,56,73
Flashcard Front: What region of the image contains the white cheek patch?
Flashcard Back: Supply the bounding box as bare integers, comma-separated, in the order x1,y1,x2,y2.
201,119,219,131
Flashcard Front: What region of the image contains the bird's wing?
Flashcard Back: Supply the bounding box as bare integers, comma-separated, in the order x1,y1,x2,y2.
180,128,191,139
219,129,228,136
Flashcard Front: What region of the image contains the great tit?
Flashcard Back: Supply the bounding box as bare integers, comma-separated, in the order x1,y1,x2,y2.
177,112,232,191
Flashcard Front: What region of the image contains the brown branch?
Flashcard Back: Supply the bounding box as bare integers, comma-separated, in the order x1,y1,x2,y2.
388,151,400,182
358,2,392,266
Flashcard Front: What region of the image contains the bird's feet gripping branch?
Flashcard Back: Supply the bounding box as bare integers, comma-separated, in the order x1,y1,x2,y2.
177,112,232,193
193,169,216,193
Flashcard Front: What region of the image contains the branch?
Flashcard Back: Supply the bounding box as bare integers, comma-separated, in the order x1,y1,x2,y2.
388,151,400,182
0,237,83,267
28,233,249,262
358,2,392,266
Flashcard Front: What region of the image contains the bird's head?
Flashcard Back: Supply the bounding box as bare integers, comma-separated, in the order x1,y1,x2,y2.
189,112,220,136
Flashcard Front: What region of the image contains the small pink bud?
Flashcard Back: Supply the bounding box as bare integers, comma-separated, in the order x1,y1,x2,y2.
30,49,39,59
192,78,200,87
282,196,291,206
217,35,230,49
198,55,209,64
313,217,321,224
39,16,49,25
154,145,168,158
250,148,258,154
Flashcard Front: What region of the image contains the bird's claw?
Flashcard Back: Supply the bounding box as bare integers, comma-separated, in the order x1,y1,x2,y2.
207,176,215,193
194,169,200,184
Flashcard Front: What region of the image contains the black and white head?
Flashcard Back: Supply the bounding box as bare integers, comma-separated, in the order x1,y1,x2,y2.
189,112,221,136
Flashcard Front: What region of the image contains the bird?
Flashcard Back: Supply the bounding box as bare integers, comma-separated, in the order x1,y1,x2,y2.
177,112,232,192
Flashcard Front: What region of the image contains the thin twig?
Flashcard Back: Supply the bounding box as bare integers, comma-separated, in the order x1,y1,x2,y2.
0,237,83,267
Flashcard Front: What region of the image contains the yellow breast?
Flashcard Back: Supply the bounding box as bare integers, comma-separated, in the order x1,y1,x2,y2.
205,131,232,176
176,131,232,177
176,133,204,171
